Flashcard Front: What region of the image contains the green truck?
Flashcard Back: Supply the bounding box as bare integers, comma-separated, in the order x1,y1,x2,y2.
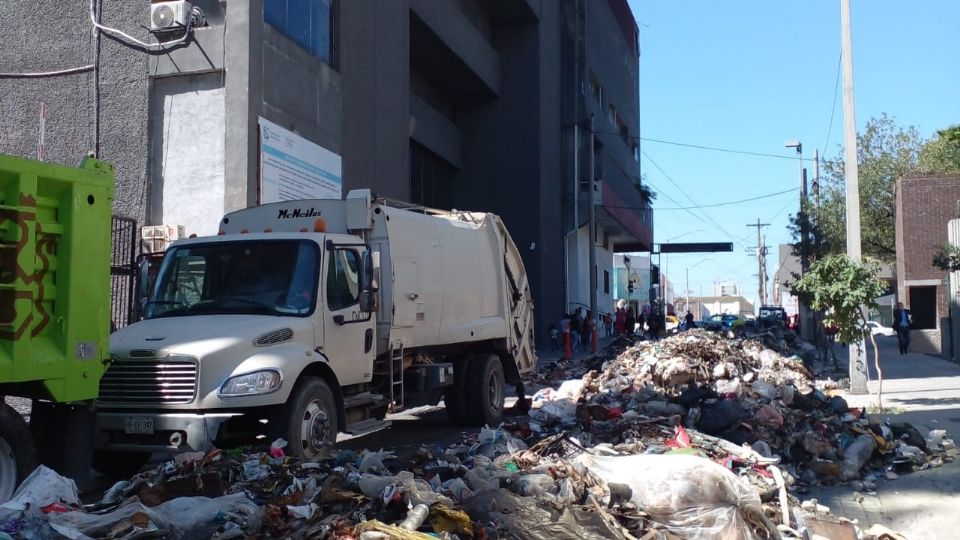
0,154,114,502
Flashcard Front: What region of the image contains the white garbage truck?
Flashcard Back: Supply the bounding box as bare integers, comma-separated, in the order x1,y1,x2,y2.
93,190,536,474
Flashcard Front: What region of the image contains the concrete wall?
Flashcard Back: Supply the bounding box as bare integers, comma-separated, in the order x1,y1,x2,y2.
0,0,151,222
150,75,225,236
340,1,410,200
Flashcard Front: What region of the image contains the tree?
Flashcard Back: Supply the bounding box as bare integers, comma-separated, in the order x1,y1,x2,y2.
817,114,924,262
919,125,960,174
793,255,888,409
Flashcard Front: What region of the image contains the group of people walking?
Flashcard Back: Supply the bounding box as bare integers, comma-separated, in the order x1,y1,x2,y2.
549,304,662,352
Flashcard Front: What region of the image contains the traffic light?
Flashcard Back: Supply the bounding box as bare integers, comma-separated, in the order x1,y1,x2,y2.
628,280,634,294
651,265,660,285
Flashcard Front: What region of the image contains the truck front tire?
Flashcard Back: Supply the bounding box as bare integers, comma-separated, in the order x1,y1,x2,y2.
0,403,38,503
91,450,152,478
277,377,339,460
465,354,505,426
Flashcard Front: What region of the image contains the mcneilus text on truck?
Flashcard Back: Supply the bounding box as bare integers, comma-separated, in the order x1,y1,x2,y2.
93,189,537,476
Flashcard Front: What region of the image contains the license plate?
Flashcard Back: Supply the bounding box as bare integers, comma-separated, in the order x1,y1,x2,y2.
124,416,154,435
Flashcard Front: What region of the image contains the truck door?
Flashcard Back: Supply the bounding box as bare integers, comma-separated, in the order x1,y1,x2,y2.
320,245,375,386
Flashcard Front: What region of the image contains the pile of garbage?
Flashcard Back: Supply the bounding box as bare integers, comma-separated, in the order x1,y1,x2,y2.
531,330,954,487
0,330,951,539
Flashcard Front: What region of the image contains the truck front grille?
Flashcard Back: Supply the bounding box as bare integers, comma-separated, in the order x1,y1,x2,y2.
98,356,198,404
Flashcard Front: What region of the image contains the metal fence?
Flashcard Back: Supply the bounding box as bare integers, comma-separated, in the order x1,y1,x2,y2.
110,216,138,331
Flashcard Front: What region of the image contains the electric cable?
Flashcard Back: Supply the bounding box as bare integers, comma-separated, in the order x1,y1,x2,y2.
641,149,747,249
822,52,842,155
632,187,796,211
0,65,95,78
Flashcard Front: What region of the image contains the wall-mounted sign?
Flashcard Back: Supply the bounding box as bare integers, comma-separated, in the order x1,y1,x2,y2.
258,117,341,203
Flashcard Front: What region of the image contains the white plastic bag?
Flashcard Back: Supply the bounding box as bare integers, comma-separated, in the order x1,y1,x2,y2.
576,453,774,539
0,466,79,521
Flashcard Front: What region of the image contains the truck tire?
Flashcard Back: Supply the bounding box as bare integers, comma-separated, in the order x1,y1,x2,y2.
464,354,505,426
277,377,339,460
0,403,38,503
91,450,152,478
444,357,471,425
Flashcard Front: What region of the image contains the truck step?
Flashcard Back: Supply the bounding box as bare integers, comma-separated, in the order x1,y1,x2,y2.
344,392,388,410
344,418,391,436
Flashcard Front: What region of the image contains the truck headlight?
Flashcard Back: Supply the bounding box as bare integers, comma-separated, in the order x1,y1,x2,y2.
219,370,282,397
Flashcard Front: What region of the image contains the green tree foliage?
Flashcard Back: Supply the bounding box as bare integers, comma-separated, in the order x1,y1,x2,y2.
919,125,960,174
794,255,888,407
932,242,960,272
814,117,960,264
817,114,923,262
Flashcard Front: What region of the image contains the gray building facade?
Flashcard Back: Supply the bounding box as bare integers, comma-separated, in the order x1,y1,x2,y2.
0,0,651,345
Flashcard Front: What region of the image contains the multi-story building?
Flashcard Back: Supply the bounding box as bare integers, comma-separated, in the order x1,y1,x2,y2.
0,0,652,345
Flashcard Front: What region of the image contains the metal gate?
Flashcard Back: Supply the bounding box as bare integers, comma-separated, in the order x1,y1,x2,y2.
110,216,138,331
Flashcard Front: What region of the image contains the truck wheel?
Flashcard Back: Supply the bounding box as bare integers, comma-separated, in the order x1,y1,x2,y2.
465,354,505,426
0,403,38,503
91,450,152,478
444,357,471,425
279,377,339,461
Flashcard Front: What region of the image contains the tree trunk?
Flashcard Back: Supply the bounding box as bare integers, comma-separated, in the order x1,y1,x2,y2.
860,308,884,411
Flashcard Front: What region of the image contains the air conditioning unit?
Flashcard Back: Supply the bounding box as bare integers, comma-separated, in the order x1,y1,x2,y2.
150,1,193,32
141,225,186,253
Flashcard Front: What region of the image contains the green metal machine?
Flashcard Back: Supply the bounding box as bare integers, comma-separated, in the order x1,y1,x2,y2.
0,154,114,502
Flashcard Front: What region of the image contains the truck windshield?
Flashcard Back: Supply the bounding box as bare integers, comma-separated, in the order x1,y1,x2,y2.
145,240,320,319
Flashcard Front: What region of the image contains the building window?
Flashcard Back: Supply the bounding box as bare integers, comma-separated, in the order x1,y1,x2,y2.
265,0,337,67
410,141,456,210
604,270,610,294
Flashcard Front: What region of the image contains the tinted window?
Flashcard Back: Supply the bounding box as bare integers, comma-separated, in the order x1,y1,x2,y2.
147,241,319,318
264,0,336,66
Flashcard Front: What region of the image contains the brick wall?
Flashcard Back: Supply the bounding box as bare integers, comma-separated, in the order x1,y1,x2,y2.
894,176,960,352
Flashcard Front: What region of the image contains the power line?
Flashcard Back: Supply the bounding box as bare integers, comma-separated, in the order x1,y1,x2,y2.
649,187,797,211
589,129,819,162
822,52,842,155
640,137,818,162
641,149,747,249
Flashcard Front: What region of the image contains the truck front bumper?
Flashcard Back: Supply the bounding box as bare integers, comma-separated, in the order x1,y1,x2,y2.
95,411,243,454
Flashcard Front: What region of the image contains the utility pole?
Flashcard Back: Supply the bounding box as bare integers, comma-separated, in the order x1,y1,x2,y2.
588,115,598,326
747,219,770,306
841,0,868,394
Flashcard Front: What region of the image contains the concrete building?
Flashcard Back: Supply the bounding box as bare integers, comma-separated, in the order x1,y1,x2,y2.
0,0,652,346
713,280,742,298
894,175,960,354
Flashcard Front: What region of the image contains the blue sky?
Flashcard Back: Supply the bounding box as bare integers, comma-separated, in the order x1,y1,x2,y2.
630,0,960,306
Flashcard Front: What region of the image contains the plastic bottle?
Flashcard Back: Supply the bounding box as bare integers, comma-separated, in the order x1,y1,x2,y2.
398,504,430,531
841,434,877,479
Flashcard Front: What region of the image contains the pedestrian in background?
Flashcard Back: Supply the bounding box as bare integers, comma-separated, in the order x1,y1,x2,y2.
615,306,626,335
583,310,594,348
570,309,582,352
603,312,613,337
625,307,636,337
684,310,695,331
548,324,560,352
893,302,912,354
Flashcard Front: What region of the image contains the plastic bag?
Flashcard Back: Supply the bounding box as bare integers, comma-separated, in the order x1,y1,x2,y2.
512,474,555,497
842,434,877,479
0,466,79,521
576,453,775,540
359,449,396,474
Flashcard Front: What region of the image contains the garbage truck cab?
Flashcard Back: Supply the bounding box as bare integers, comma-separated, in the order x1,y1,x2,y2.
96,190,536,472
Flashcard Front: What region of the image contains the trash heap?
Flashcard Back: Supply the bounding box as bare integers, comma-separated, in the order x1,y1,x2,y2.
531,330,954,486
0,330,952,539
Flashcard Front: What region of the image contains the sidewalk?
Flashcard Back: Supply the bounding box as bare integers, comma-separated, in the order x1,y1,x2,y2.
806,336,960,539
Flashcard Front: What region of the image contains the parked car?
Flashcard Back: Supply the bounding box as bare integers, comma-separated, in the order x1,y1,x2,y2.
865,320,895,337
